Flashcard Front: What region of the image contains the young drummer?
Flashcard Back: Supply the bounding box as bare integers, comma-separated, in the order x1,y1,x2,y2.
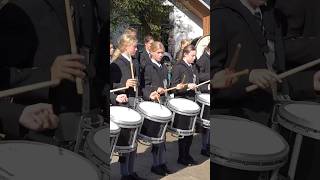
142,41,172,176
110,34,145,180
170,44,206,166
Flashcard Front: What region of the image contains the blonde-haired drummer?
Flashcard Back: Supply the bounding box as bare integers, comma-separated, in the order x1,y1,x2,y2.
142,41,171,176
110,33,145,180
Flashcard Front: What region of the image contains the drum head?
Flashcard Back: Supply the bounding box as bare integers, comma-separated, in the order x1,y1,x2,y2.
168,98,200,114
138,101,172,121
197,93,210,106
195,35,210,59
212,116,288,168
87,126,108,163
110,121,120,134
110,106,142,126
279,102,320,131
0,141,100,180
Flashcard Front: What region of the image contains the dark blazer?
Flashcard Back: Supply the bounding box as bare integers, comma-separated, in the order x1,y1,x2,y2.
211,0,285,124
196,51,210,82
142,60,168,100
0,0,107,136
171,60,199,100
110,54,140,101
139,48,151,70
275,0,320,100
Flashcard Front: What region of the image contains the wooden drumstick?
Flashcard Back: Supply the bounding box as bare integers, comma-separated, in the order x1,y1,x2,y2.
194,80,210,88
228,43,242,70
0,80,60,98
163,76,187,93
210,69,249,86
128,52,137,92
65,0,83,95
246,58,320,92
110,86,129,93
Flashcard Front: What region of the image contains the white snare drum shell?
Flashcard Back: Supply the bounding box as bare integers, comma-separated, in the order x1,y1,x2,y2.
110,121,120,134
197,93,210,106
0,141,100,180
168,98,200,114
138,101,172,120
110,106,142,126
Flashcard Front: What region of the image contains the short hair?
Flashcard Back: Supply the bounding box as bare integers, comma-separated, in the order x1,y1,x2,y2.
183,44,196,56
144,35,154,44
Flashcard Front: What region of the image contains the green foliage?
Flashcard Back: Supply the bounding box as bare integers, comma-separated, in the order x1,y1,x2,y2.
111,0,173,39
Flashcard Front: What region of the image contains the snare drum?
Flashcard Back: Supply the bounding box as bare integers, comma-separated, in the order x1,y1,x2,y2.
0,141,101,180
110,106,143,153
109,120,120,160
211,115,289,180
136,101,172,144
277,102,320,180
196,93,210,129
166,98,200,136
85,126,109,177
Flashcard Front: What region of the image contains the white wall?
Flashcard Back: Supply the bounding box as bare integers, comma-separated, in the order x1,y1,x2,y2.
164,0,204,58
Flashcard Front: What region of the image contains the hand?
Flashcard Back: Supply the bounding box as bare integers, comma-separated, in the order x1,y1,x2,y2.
51,54,86,82
19,103,59,131
126,78,137,88
176,83,186,90
249,69,282,89
156,87,165,94
116,94,128,103
187,83,197,90
149,91,160,101
314,71,320,91
212,69,237,89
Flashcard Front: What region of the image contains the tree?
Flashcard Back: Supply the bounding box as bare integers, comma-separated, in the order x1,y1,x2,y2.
111,0,173,39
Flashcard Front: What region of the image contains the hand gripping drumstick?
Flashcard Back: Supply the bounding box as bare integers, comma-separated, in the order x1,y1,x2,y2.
246,58,320,92
128,52,137,92
163,74,187,93
0,80,60,98
65,0,83,94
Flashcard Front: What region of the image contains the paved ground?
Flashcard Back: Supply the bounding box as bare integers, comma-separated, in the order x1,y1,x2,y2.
111,132,210,180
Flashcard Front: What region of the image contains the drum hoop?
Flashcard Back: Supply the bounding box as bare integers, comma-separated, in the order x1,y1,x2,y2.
0,140,101,178
195,35,210,59
278,101,320,136
110,121,121,134
196,94,210,106
110,107,143,126
167,98,200,115
137,102,172,122
211,115,289,163
86,126,108,164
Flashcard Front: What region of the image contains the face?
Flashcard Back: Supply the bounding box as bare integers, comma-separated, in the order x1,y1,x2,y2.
151,48,164,62
126,42,138,57
110,44,114,56
145,39,154,51
184,50,196,64
247,0,267,8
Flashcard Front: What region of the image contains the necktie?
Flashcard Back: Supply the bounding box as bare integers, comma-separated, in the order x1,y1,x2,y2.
254,11,263,33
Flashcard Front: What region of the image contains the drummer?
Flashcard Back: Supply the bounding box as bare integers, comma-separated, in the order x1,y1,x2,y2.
170,44,208,166
196,43,211,157
141,41,172,176
110,34,145,180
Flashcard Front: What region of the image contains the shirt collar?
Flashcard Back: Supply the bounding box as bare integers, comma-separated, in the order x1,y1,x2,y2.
121,53,131,62
240,0,262,15
151,59,161,68
183,58,192,67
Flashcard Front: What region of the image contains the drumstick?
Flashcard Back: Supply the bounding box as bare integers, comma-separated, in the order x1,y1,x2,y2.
228,43,242,70
0,80,60,98
246,58,320,92
110,86,129,93
65,0,83,95
129,57,137,92
209,69,249,88
194,80,210,88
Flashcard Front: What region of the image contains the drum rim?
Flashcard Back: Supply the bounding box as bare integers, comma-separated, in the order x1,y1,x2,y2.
211,115,289,164
167,98,200,115
137,101,172,122
110,106,143,126
196,93,210,106
86,126,108,164
110,121,121,134
278,101,320,135
0,140,101,179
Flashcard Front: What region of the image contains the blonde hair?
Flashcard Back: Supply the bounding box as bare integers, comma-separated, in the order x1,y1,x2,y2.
180,39,191,50
111,34,138,61
150,41,165,53
124,27,137,35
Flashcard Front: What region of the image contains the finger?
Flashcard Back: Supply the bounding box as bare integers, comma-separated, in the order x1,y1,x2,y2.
48,114,59,129
62,67,86,78
268,72,282,83
60,72,76,82
38,111,50,129
31,114,44,131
